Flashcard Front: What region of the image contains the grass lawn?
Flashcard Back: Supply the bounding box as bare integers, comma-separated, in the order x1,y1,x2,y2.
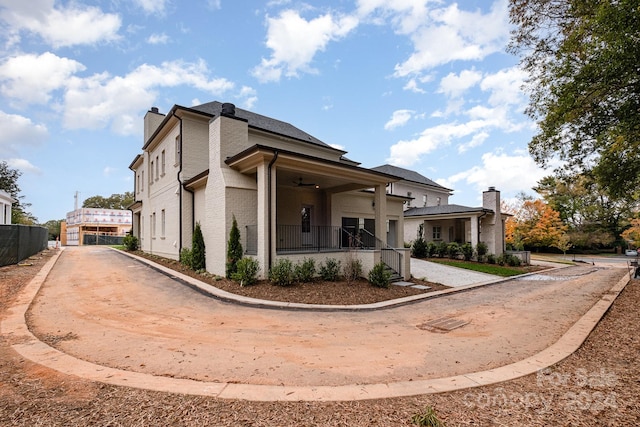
427,258,538,277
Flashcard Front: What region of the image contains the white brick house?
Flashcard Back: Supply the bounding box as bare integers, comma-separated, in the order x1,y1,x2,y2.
371,165,507,256
0,189,15,225
129,102,411,279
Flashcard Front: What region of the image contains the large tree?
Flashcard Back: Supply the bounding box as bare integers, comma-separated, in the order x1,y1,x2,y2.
0,160,36,224
82,192,134,210
509,0,640,199
506,196,568,251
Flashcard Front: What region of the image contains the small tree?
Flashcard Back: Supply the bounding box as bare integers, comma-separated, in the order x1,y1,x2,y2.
226,215,243,278
411,224,428,258
476,242,488,262
192,222,206,271
368,262,391,288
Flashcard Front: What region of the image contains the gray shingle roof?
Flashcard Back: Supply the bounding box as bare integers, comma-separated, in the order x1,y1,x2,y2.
404,204,491,217
370,164,451,191
189,101,335,150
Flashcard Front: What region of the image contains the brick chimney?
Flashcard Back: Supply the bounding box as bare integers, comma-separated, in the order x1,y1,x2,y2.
144,107,165,144
482,187,504,255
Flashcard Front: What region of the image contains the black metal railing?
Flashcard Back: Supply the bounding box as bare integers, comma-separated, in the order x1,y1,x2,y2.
276,225,344,252
360,228,402,277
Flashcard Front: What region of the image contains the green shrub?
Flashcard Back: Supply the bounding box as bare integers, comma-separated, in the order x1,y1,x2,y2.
411,224,428,258
447,242,460,259
368,262,391,288
476,242,488,261
192,222,206,271
294,258,316,283
122,234,138,251
460,243,473,261
505,253,521,266
226,215,243,278
231,257,260,286
436,241,449,257
180,247,193,269
269,259,294,286
411,405,445,427
426,242,438,257
487,254,496,264
319,258,341,281
343,257,363,283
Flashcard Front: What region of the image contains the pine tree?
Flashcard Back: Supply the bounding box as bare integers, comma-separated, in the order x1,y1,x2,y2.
226,215,243,278
192,222,206,271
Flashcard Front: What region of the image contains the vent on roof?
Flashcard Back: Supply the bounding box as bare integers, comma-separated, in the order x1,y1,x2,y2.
221,103,236,116
150,107,159,113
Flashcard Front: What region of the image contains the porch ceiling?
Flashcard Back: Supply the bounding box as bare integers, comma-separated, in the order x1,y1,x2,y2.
226,145,398,193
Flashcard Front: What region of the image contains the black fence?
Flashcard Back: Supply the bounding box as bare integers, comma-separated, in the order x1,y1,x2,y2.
0,224,48,267
82,234,125,246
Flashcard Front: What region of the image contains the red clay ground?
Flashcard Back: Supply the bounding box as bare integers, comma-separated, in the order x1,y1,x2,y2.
1,247,639,426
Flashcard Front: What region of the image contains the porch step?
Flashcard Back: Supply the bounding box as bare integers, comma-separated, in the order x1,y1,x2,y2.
383,265,402,282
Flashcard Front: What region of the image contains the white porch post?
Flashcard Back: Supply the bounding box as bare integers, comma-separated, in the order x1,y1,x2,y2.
470,215,479,251
374,184,387,243
256,161,271,279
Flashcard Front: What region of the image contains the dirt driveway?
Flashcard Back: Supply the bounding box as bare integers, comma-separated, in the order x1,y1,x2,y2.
24,246,626,390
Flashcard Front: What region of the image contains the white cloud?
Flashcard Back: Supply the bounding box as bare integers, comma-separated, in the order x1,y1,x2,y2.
134,0,169,15
0,0,121,48
458,131,489,153
103,166,116,177
392,1,510,76
6,158,41,174
0,52,85,105
0,111,48,158
387,120,489,167
147,33,169,44
63,60,235,135
403,78,425,94
440,150,549,197
438,69,483,99
480,66,528,108
384,109,414,130
252,9,358,82
239,86,258,109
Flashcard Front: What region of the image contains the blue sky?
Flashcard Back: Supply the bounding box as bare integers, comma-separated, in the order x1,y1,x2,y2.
0,0,549,222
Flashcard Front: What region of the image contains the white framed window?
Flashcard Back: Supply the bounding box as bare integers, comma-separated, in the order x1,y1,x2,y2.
161,209,165,237
141,171,144,191
423,195,427,207
155,155,159,180
151,212,156,238
407,191,412,207
149,161,154,183
175,135,181,165
161,150,166,176
436,197,441,206
433,225,441,240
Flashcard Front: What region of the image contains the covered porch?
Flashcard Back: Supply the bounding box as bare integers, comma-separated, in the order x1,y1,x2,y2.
225,146,409,279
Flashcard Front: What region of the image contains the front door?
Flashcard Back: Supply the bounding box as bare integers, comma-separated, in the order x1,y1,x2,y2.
301,205,313,246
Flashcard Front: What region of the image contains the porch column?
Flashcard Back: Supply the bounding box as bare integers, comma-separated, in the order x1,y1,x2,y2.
256,161,271,279
374,184,387,244
470,215,479,252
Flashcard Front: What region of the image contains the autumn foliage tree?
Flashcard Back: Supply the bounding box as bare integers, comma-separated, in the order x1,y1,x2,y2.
622,219,640,249
506,198,569,251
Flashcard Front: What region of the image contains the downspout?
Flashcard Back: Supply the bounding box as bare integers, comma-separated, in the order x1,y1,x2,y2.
176,115,184,254
267,150,279,271
477,210,488,245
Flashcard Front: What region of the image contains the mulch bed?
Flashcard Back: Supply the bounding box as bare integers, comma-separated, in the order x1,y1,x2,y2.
129,250,451,305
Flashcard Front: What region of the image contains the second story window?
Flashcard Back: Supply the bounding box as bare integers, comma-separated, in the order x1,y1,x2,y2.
149,161,154,183
155,155,159,180
175,135,181,165
407,191,412,207
423,195,427,207
161,150,166,176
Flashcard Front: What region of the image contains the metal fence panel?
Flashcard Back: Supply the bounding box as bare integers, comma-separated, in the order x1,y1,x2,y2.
0,225,48,266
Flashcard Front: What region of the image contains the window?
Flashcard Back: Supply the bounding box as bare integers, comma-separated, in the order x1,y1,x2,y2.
407,191,412,207
175,135,181,165
161,150,166,176
151,212,156,238
137,173,140,194
423,195,427,207
161,209,165,237
155,155,159,180
436,197,441,206
141,171,144,191
433,225,441,240
301,206,311,233
149,161,154,183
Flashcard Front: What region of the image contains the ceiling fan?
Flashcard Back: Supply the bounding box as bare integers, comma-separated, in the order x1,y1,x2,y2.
294,177,318,188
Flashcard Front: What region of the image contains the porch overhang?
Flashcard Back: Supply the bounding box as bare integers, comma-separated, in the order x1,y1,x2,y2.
225,145,399,191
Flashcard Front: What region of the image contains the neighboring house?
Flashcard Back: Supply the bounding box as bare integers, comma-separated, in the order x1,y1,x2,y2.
129,102,411,280
0,190,15,225
61,208,132,246
372,165,507,256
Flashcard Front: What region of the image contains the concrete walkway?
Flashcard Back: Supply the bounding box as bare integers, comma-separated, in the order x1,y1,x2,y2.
409,258,503,287
1,248,630,402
